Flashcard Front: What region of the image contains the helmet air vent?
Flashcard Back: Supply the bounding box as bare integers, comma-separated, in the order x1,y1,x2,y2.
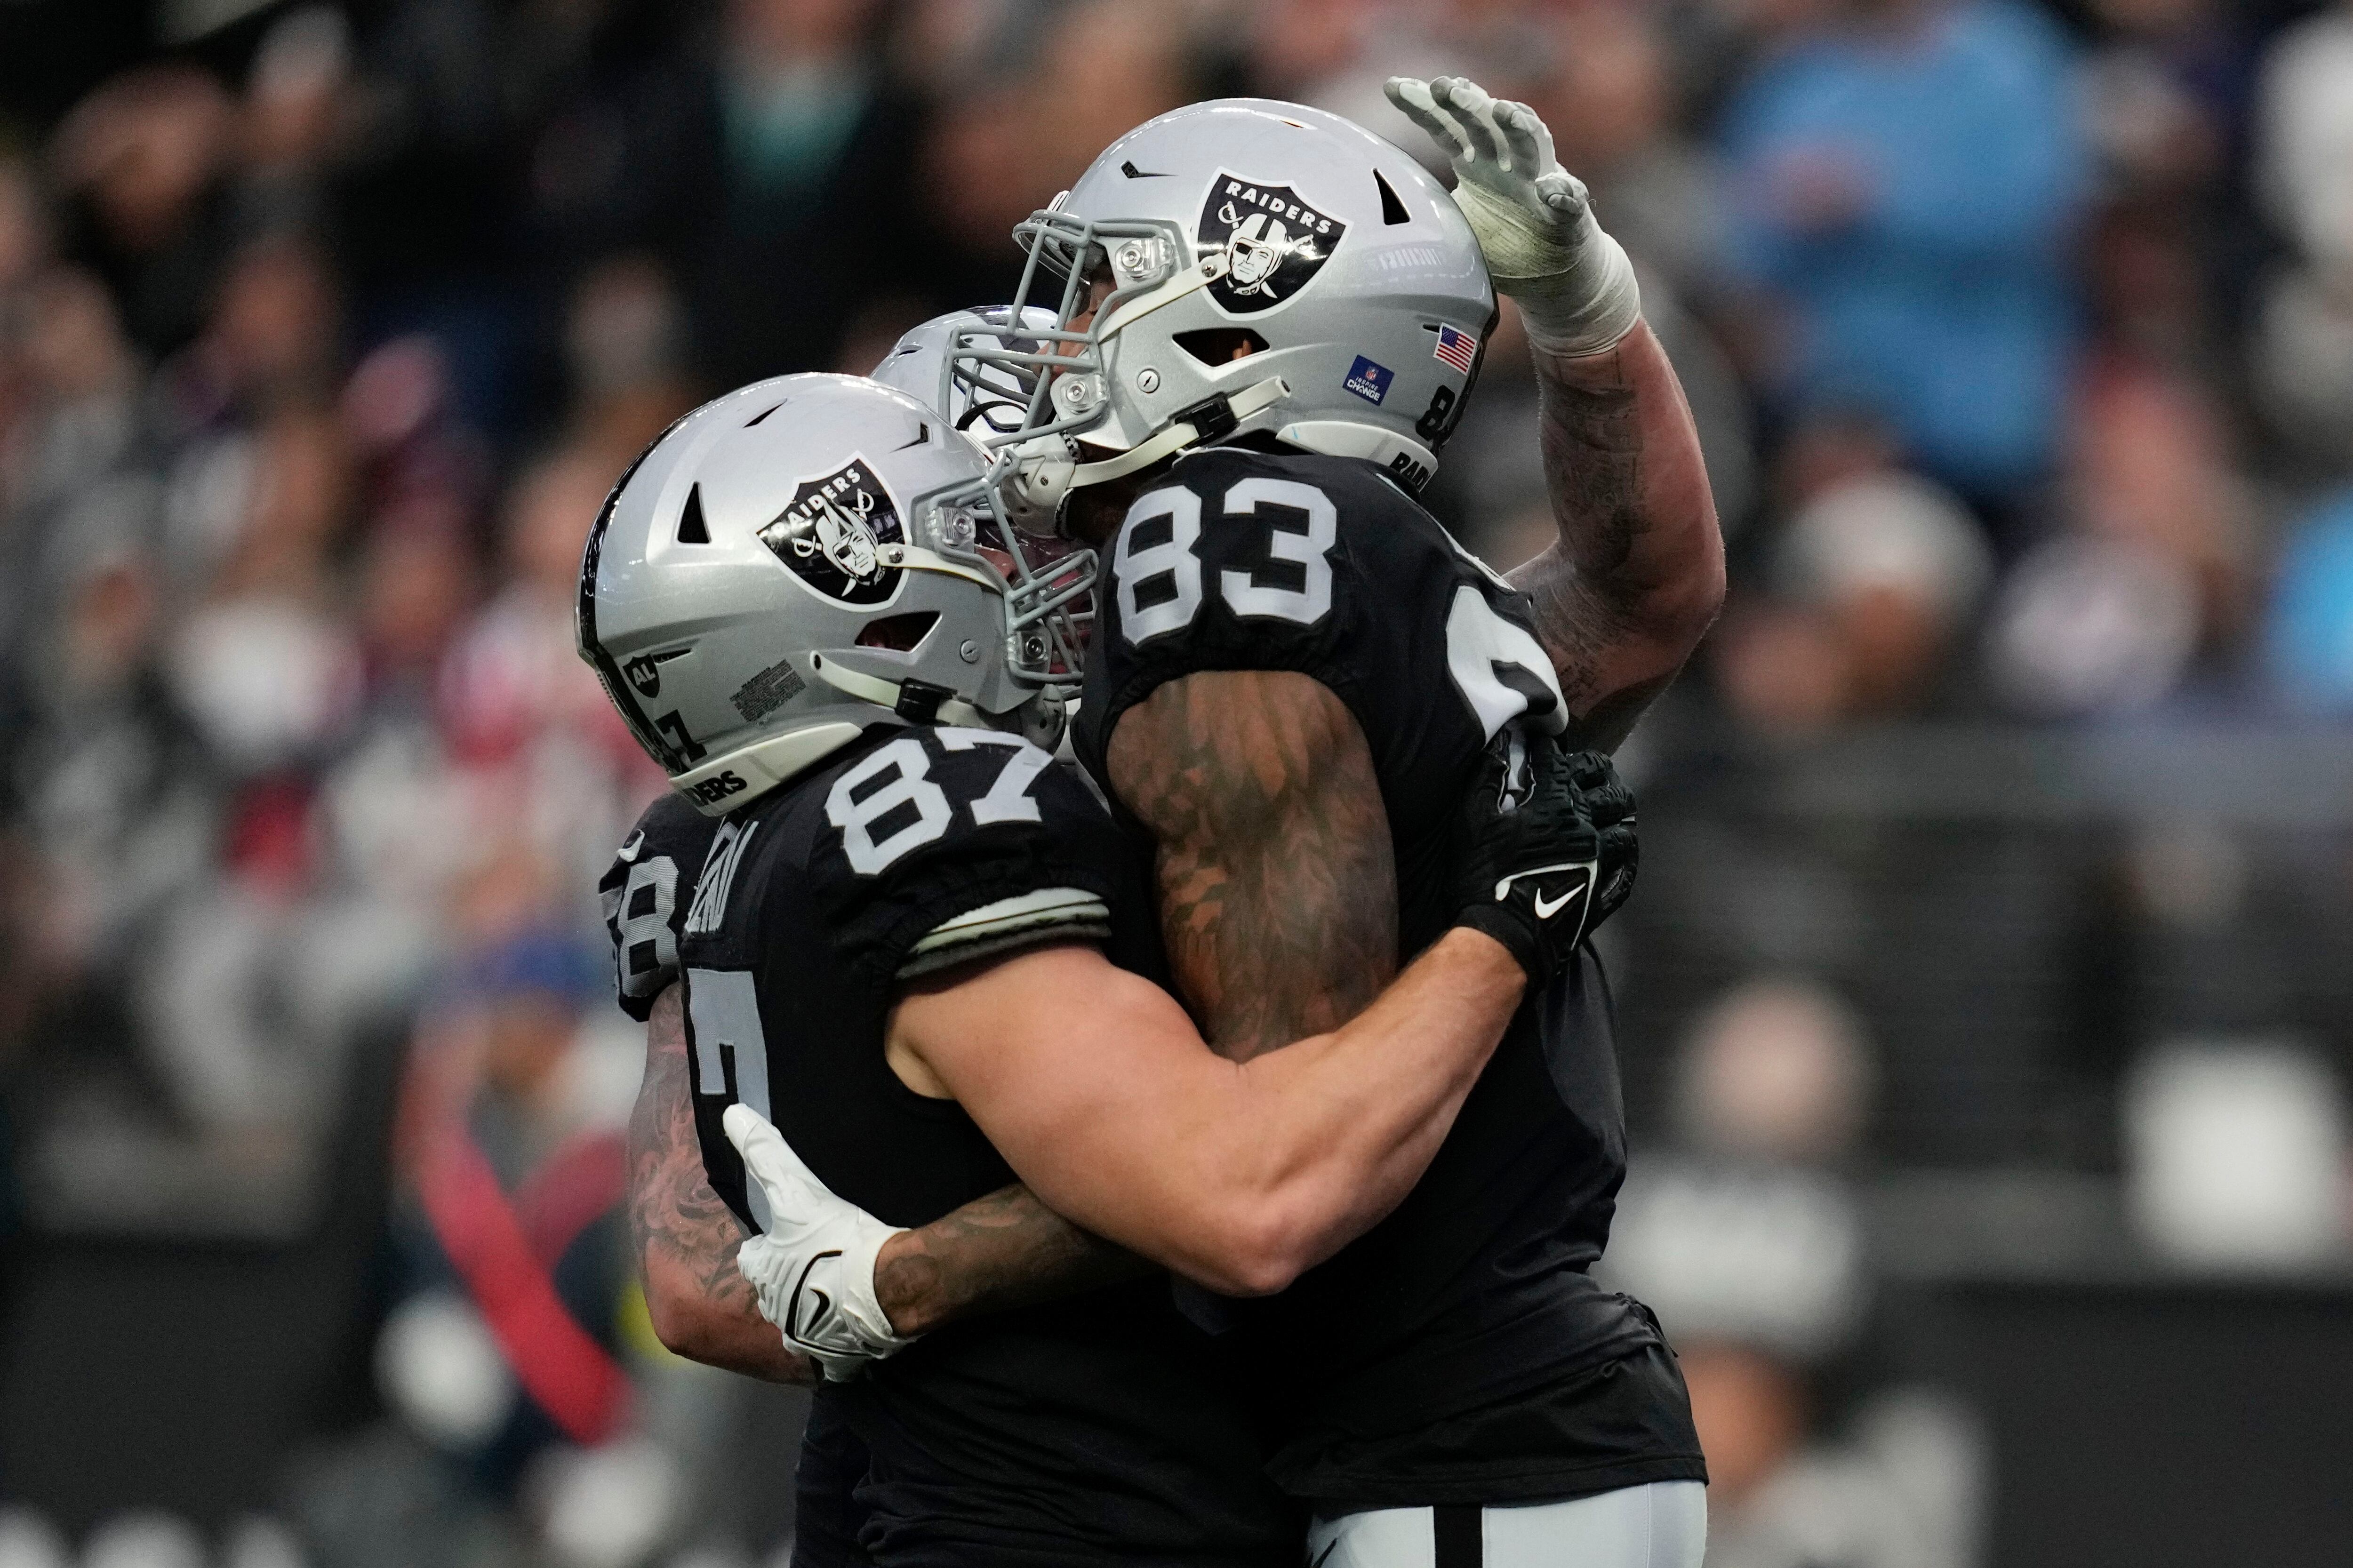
1376,169,1410,226
1173,327,1269,367
855,611,940,653
676,483,711,544
745,401,784,426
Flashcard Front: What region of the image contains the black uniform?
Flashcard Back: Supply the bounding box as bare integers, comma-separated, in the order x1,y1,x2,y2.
602,790,878,1568
664,725,1298,1566
1072,445,1706,1511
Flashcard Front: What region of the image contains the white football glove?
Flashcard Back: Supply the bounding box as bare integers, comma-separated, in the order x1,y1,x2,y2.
723,1103,914,1382
1385,75,1641,357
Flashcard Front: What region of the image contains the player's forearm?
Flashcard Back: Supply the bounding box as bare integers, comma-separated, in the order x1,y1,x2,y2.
1514,320,1725,751
872,1182,1147,1336
630,986,815,1384
1007,930,1523,1295
1206,927,1524,1287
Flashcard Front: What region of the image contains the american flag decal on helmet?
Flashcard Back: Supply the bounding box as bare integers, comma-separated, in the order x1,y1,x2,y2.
1433,323,1479,374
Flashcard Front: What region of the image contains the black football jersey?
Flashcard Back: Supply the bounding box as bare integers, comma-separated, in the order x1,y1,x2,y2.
600,789,722,1023
676,723,1297,1566
1073,446,1705,1508
600,792,880,1565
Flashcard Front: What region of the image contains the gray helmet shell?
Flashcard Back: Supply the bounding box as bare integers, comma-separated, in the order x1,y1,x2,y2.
962,99,1497,500
577,374,1091,815
872,305,1058,446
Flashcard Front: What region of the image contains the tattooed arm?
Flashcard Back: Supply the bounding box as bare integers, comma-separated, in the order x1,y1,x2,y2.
1106,669,1399,1059
631,984,1136,1361
872,1181,1143,1336
1514,320,1726,753
631,984,816,1380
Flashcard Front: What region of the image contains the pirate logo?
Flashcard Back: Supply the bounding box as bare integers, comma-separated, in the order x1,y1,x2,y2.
757,458,904,604
1196,174,1346,315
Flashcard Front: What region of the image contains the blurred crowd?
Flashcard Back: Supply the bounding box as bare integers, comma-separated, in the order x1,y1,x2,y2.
3,0,2353,1563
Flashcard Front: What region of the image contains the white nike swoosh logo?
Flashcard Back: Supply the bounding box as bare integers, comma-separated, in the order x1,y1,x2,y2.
1534,885,1583,921
617,831,646,862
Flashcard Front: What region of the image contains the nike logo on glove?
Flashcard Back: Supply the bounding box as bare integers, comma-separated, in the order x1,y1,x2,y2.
1494,862,1594,918
786,1249,846,1348
1534,885,1584,921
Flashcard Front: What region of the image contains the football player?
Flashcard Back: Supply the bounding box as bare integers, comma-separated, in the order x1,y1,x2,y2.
719,86,1724,1568
583,370,1633,1565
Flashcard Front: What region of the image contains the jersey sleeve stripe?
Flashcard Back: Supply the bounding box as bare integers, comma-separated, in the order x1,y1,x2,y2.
897,887,1112,979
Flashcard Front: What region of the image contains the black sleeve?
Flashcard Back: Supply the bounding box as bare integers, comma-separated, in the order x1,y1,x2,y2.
598,790,723,1021
801,728,1130,994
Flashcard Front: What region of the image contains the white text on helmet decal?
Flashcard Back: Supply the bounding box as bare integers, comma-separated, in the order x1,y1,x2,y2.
757,457,906,605
1196,174,1346,316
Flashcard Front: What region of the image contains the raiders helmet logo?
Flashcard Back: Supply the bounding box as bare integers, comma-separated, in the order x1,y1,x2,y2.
1196,175,1345,315
757,458,904,605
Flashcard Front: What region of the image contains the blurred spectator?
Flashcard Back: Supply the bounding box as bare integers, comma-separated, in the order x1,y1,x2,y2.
1607,978,1984,1568
1717,0,2088,514
919,0,1199,326
617,0,951,385
1713,426,1991,734
563,256,698,464
2251,0,2353,473
2264,486,2353,711
1535,2,1722,306
321,910,662,1562
1981,352,2249,718
50,64,240,360
239,6,357,240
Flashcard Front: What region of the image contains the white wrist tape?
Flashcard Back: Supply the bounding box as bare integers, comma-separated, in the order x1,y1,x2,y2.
1452,179,1643,358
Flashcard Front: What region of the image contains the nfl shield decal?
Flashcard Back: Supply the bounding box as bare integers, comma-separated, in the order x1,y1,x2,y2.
758,457,904,604
1197,174,1346,315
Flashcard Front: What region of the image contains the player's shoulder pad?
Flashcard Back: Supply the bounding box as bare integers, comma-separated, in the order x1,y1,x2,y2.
600,788,725,1021
804,725,1122,988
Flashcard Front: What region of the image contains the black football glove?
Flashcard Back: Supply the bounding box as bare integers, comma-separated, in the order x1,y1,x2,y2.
1566,746,1638,934
1448,726,1604,984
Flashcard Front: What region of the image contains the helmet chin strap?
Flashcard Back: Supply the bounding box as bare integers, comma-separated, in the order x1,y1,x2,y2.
808,653,993,729
809,653,1070,753
1068,375,1291,488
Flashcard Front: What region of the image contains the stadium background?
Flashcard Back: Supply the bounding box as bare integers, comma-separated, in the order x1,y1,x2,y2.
1,0,2351,1563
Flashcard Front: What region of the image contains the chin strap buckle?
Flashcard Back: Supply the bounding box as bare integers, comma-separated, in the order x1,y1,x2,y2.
1171,392,1239,444
894,678,953,723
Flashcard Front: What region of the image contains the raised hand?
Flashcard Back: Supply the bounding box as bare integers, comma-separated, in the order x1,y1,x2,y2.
1385,75,1641,356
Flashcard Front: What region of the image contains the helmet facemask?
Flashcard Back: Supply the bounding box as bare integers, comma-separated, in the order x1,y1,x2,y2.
949,208,1225,470
912,464,1096,687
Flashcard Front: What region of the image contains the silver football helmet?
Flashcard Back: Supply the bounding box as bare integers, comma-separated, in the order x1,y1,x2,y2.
956,98,1497,510
577,374,1095,814
872,305,1057,447
871,306,1079,535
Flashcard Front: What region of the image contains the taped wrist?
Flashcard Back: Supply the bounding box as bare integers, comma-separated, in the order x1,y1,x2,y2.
1453,181,1642,357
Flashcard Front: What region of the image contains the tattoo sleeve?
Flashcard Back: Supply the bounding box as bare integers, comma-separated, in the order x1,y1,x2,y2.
1105,668,1398,1061
1511,321,1725,753
638,984,1138,1348
629,984,815,1383
873,1183,1144,1336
